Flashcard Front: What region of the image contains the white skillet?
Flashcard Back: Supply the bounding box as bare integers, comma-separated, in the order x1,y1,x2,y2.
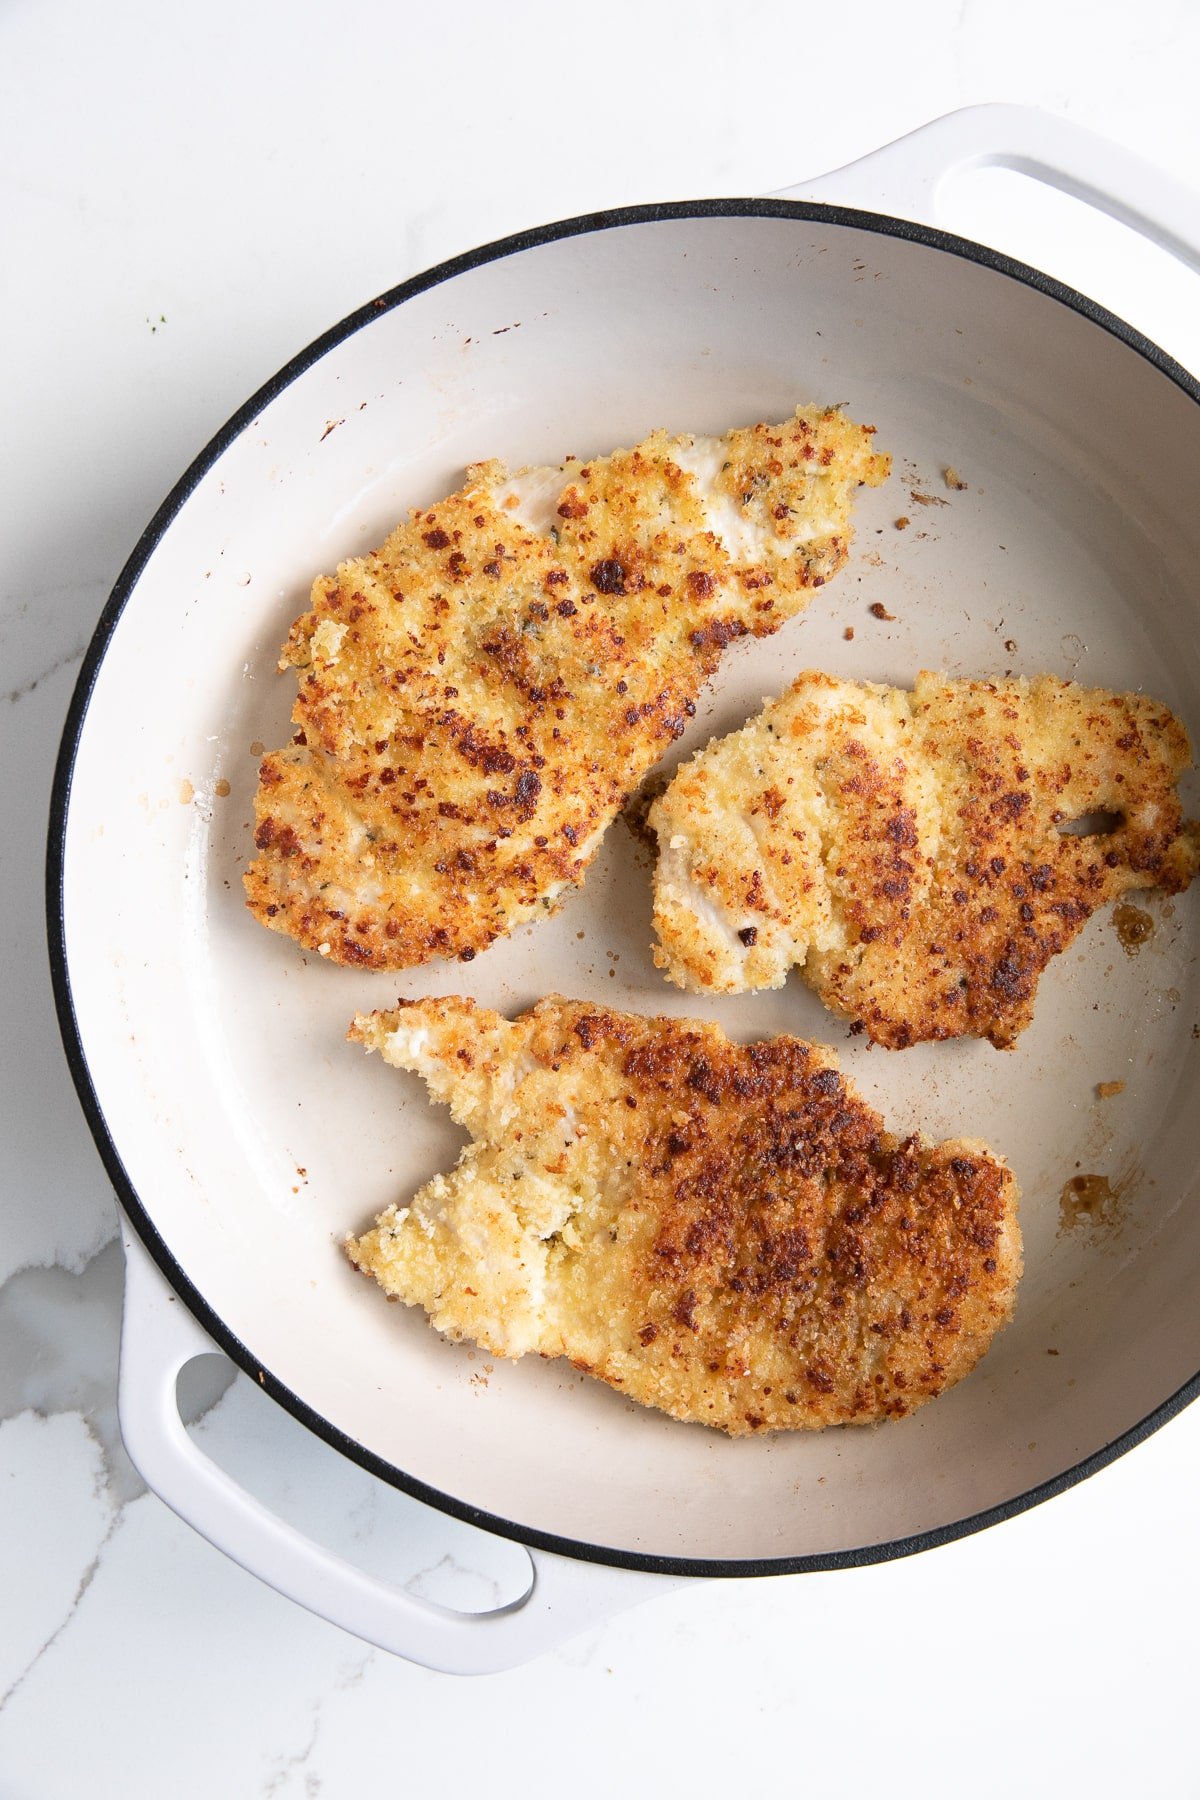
50,106,1200,1672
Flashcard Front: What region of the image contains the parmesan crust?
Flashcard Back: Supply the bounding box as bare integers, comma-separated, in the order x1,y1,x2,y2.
345,997,1020,1435
244,409,889,967
650,671,1200,1047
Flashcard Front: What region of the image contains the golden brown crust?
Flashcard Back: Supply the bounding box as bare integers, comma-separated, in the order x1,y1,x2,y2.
244,410,889,968
345,998,1020,1434
650,671,1200,1048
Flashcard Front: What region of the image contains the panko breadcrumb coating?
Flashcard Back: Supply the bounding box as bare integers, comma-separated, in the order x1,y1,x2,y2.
650,671,1200,1047
245,408,889,967
345,997,1020,1435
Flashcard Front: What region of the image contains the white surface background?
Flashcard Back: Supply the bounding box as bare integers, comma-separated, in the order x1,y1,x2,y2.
4,1,1200,1792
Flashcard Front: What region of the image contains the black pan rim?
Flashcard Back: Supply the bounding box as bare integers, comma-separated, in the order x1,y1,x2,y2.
47,193,1200,1582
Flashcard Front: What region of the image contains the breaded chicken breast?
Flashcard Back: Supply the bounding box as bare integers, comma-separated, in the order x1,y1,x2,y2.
345,997,1020,1435
245,408,889,967
650,671,1200,1048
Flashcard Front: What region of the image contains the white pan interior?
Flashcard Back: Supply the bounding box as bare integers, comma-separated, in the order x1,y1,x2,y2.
60,210,1200,1565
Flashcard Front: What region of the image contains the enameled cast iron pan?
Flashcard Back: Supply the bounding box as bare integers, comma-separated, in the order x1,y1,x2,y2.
48,107,1200,1672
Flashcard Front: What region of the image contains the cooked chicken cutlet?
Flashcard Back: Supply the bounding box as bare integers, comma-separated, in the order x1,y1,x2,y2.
650,671,1200,1048
345,997,1020,1435
245,408,889,967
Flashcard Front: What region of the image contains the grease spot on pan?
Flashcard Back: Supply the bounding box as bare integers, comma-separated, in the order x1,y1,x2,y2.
1058,1166,1137,1236
1113,901,1155,954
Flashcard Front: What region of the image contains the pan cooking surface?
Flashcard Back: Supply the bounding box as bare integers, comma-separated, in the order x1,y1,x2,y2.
57,207,1200,1566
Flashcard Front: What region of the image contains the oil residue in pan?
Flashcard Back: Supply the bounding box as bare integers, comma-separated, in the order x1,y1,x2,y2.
1113,901,1156,954
1058,1167,1139,1236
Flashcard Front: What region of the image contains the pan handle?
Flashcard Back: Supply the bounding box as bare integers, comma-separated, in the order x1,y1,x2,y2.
117,1231,683,1674
776,103,1200,274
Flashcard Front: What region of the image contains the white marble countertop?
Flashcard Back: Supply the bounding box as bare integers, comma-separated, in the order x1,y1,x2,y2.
5,1,1200,1791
